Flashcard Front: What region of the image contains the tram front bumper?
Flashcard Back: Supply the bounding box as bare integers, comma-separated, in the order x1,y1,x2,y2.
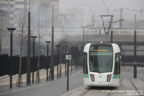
84,78,120,87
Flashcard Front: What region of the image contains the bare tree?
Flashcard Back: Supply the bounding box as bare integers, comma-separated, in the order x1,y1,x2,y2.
36,11,41,83
16,10,27,87
36,32,41,83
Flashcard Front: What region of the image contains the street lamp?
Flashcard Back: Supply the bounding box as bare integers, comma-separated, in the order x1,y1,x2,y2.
7,27,16,88
45,41,50,81
31,36,37,83
80,24,94,48
56,44,60,78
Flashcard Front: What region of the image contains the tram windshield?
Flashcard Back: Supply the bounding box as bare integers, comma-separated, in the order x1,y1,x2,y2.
89,45,113,73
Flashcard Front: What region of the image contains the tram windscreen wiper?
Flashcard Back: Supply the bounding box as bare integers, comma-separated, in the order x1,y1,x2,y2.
97,71,102,73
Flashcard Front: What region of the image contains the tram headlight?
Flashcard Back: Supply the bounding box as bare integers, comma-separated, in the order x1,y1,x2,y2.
90,74,95,82
107,74,112,82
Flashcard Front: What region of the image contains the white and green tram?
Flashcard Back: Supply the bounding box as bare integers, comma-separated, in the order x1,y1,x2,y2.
83,43,120,87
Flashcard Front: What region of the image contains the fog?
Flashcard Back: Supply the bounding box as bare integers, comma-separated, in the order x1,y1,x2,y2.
0,0,144,55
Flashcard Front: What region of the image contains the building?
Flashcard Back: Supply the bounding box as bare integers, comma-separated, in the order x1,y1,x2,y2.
0,0,28,55
0,0,60,55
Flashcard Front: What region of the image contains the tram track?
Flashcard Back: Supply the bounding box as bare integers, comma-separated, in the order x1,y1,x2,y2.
107,92,111,96
129,78,142,96
80,87,113,96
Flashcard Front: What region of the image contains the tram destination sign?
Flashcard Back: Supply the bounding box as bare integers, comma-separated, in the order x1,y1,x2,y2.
66,55,72,60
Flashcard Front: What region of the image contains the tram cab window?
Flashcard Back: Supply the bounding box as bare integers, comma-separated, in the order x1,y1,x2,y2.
114,53,120,74
83,53,88,74
89,52,113,73
89,45,113,73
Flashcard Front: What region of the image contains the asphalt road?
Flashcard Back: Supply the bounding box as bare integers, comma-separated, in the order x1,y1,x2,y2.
1,66,144,96
0,67,83,96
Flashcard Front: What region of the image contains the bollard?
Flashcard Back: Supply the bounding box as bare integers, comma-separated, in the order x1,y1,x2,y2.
134,65,137,78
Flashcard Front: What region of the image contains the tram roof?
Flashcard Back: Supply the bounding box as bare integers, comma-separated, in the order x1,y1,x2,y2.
83,43,120,53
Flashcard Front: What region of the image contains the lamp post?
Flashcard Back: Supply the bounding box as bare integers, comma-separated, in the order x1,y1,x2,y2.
56,44,60,78
80,24,94,47
45,41,50,81
31,36,37,83
7,27,16,88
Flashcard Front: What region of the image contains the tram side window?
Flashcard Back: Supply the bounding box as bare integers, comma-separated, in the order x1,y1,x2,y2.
114,53,120,74
83,53,88,74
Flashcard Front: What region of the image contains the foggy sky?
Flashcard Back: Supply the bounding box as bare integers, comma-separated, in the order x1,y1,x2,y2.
60,0,144,12
60,0,144,25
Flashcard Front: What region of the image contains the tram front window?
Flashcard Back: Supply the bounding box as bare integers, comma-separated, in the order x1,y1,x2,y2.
89,52,113,73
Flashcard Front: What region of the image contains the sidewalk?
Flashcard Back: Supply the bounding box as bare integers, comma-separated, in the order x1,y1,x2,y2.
0,64,75,87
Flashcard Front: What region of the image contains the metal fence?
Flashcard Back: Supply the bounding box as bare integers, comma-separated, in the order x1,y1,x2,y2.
0,54,51,76
0,46,82,77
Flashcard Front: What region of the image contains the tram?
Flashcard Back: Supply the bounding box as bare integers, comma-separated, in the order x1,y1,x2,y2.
83,43,120,87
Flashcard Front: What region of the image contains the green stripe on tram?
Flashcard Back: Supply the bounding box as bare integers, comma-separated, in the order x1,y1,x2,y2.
83,74,89,78
118,74,120,78
87,74,89,78
113,74,120,79
113,75,116,79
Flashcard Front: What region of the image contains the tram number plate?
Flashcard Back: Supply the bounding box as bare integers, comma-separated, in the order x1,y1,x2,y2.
66,55,72,60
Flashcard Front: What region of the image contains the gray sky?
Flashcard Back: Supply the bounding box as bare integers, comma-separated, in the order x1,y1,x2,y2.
31,0,144,27
59,0,144,24
60,0,144,12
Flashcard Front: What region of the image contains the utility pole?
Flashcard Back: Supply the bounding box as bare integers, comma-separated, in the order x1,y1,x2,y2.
50,5,54,80
27,0,31,85
134,14,137,58
82,28,84,47
120,8,123,29
133,14,137,79
110,31,113,43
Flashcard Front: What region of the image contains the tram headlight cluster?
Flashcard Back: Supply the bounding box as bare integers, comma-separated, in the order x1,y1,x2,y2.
107,74,112,82
90,74,95,82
